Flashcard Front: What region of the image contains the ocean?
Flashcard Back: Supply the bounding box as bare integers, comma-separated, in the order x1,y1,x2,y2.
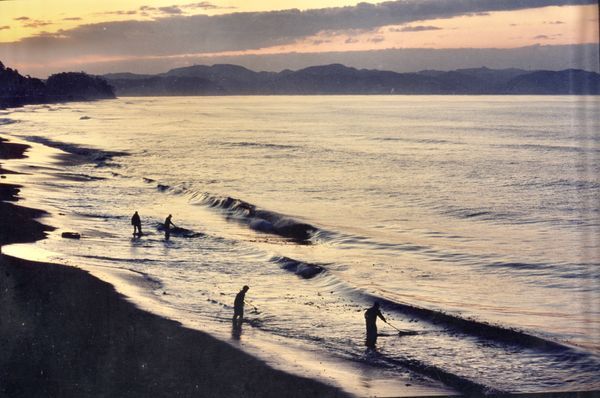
1,95,599,394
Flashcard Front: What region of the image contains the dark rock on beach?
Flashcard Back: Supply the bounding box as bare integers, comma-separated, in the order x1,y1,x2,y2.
61,231,81,239
0,137,29,160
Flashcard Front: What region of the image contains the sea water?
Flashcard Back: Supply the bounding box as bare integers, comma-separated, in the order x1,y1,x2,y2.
1,96,599,394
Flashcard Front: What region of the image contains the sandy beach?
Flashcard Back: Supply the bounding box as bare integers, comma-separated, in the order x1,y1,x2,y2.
0,137,350,398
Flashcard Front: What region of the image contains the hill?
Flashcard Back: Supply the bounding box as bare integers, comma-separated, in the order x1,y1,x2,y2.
0,61,115,109
104,64,600,96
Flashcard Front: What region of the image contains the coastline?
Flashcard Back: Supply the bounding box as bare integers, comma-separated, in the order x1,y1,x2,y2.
0,137,350,398
2,99,599,396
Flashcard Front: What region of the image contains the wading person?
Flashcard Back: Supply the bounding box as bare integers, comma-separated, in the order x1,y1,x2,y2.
164,214,176,241
365,301,386,348
233,285,250,326
131,211,142,236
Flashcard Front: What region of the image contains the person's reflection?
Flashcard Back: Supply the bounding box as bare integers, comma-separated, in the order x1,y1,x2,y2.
231,319,242,340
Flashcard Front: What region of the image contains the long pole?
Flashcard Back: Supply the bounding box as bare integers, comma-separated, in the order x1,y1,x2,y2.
384,320,420,336
384,320,403,333
246,300,259,313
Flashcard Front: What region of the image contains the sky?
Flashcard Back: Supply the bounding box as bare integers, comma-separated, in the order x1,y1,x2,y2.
0,0,598,76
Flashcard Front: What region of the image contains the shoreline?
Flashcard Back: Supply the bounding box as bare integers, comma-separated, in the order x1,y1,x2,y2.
0,137,350,398
0,105,596,396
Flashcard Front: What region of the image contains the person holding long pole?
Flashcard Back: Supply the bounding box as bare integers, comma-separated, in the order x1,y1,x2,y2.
364,301,386,348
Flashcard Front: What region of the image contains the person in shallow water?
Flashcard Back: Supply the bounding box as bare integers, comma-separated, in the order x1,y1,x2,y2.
232,285,250,326
164,214,176,240
365,301,386,348
131,211,142,236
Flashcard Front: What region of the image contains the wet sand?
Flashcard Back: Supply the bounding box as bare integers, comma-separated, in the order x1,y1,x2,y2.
0,137,349,398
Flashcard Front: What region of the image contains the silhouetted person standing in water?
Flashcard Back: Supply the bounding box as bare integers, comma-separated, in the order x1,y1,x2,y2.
365,301,386,348
131,211,142,237
164,214,176,240
233,285,249,326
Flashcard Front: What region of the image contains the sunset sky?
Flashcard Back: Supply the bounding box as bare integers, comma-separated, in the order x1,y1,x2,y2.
0,0,598,76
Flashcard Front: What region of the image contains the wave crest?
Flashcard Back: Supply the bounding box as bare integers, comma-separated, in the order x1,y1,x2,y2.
270,256,325,279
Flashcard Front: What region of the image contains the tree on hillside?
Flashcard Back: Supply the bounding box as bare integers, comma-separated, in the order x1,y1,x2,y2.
0,61,46,100
1,62,116,108
46,72,115,100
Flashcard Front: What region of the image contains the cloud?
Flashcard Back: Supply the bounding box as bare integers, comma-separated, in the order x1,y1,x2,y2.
466,11,491,17
102,10,138,16
22,20,53,28
534,33,563,40
138,2,227,13
13,16,53,28
0,0,596,66
227,44,598,74
182,2,235,10
391,25,443,32
544,20,565,24
158,6,183,14
63,17,82,21
327,27,379,38
16,44,599,77
345,37,359,44
0,26,10,30
136,4,216,15
369,36,385,43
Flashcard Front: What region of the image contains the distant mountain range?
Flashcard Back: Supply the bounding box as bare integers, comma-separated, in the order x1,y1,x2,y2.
103,64,600,96
2,61,598,109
